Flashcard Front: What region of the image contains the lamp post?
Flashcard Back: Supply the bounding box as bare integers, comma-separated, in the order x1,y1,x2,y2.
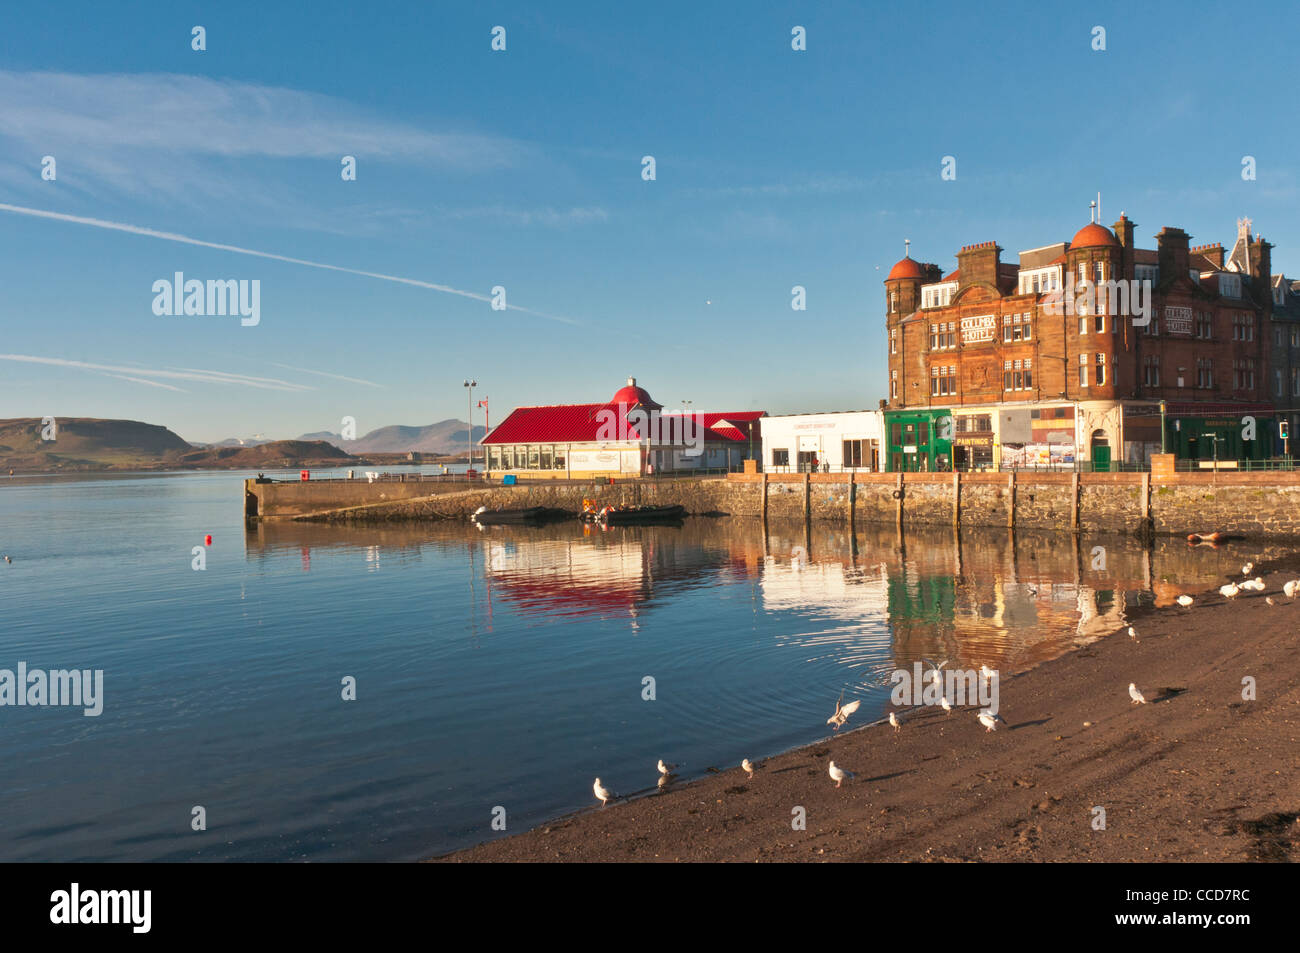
463,379,477,471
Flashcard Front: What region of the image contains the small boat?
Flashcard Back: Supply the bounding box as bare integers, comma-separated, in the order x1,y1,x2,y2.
472,506,572,525
1187,531,1227,544
581,504,687,525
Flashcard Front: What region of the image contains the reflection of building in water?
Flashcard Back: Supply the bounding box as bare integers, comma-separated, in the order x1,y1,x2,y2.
480,531,758,622
759,556,893,676
485,538,652,620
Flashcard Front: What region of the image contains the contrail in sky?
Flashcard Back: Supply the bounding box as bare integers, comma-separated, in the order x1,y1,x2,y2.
0,202,580,325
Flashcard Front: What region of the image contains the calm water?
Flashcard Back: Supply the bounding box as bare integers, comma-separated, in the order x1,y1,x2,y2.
0,470,1289,861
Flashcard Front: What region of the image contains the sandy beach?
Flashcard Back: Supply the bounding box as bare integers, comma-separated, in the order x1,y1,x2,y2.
436,560,1300,863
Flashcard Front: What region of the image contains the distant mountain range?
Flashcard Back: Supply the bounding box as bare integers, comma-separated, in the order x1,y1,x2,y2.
204,419,484,454
297,419,485,454
0,416,476,473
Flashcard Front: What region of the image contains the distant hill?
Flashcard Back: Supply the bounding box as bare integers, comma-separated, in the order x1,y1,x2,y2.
0,417,192,469
174,440,353,468
298,419,484,454
0,418,357,472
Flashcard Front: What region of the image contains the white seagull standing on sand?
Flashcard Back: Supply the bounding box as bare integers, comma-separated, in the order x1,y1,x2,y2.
1242,562,1254,576
593,777,614,806
1219,582,1240,601
1284,580,1300,599
828,761,854,788
1129,683,1147,705
657,759,678,776
742,759,755,779
978,710,1006,732
979,664,996,690
889,711,900,733
1128,626,1139,642
1176,594,1194,609
827,695,862,731
940,694,953,716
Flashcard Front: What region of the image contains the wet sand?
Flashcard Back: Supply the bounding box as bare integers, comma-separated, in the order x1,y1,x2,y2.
436,563,1300,862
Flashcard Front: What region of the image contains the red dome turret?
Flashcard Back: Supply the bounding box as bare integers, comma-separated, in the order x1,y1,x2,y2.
885,257,926,281
611,377,661,409
1070,222,1119,249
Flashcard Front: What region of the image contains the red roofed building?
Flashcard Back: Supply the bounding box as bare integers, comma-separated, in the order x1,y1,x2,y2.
482,377,764,479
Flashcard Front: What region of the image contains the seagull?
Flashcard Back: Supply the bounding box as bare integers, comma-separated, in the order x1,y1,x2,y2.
979,664,996,687
1176,594,1194,609
827,694,862,731
1285,580,1300,599
1219,583,1240,601
889,711,900,733
978,709,1006,732
657,759,678,776
828,761,854,788
1242,562,1254,576
2,555,10,564
593,777,614,806
1127,626,1138,641
940,694,953,716
1129,683,1147,705
742,758,755,779
1241,577,1265,592
923,658,949,688
1267,596,1276,606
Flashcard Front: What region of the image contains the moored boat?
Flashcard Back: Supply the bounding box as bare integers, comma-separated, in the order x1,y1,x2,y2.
472,506,572,525
581,504,687,525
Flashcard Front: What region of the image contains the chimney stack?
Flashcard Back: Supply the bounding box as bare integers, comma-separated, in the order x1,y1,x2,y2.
956,241,1002,291
1156,227,1191,284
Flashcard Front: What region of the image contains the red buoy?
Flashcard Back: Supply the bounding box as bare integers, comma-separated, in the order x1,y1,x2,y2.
204,534,212,546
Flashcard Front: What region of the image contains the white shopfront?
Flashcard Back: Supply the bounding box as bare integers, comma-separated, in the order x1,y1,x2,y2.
762,410,885,473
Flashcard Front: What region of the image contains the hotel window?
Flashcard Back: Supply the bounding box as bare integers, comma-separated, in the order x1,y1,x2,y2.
1079,353,1089,387
1079,263,1088,283
772,449,790,468
930,324,939,349
1095,352,1106,386
945,322,956,348
1234,359,1256,390
891,370,898,399
1276,369,1284,398
890,291,897,313
1094,312,1105,334
1197,358,1213,389
1004,359,1031,391
1143,314,1159,336
1292,328,1300,348
1095,261,1105,283
1233,314,1254,341
1275,327,1284,347
1003,313,1031,342
890,329,897,354
1195,312,1213,339
1031,273,1040,293
1050,271,1059,290
1079,315,1089,335
1292,367,1300,397
1143,355,1160,387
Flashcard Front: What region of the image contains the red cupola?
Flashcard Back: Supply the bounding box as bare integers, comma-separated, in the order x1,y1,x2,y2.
611,377,662,410
1070,222,1119,249
885,257,926,281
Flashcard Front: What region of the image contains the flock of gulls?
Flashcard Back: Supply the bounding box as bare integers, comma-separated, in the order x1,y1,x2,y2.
590,554,1291,811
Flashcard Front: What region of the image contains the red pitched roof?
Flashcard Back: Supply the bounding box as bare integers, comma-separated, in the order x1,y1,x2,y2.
484,406,764,444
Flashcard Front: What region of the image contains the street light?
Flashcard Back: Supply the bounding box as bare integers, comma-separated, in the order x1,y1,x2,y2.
463,379,477,471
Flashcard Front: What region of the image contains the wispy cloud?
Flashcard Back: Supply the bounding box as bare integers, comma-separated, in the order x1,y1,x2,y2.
441,205,609,227
0,354,314,392
0,70,520,167
101,373,187,392
267,363,386,388
0,202,582,325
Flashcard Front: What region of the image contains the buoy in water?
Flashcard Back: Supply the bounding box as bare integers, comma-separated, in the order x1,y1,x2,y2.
204,534,212,546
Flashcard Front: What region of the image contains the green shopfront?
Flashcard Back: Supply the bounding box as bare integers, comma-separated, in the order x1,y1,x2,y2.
1166,409,1278,465
885,409,954,472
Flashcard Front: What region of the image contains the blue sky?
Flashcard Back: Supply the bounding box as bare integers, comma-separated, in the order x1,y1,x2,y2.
2,0,1298,443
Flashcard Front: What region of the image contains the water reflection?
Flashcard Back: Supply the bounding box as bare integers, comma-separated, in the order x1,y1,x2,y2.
245,517,1296,682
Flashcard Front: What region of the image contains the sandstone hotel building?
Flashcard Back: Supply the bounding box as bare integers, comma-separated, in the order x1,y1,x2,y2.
883,214,1280,471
